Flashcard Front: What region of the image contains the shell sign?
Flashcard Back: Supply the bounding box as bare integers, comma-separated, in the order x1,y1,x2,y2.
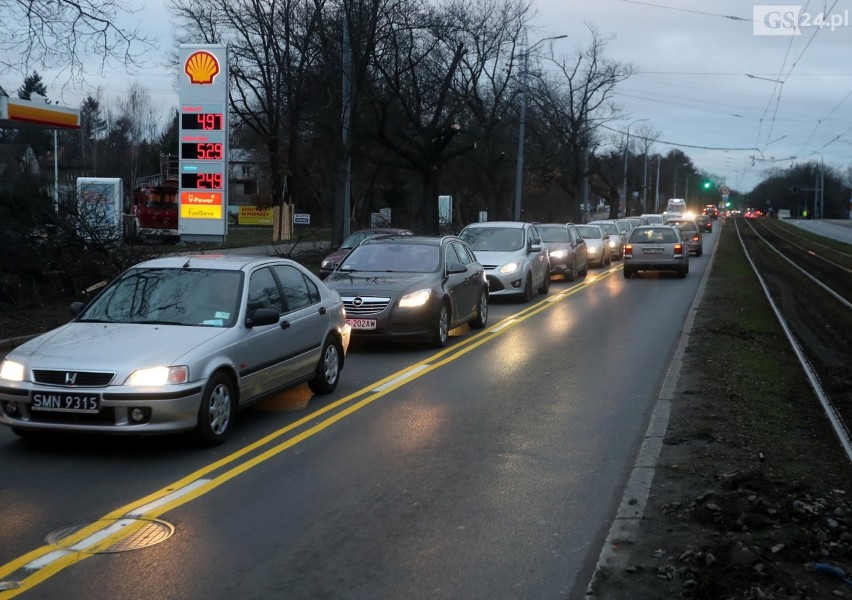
184,50,220,85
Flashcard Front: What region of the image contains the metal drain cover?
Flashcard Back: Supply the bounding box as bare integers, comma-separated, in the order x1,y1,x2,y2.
46,518,174,553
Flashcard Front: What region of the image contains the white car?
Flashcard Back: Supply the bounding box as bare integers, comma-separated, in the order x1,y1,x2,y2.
0,255,351,445
459,221,550,302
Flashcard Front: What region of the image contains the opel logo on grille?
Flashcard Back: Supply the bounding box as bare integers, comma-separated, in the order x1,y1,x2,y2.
65,372,78,385
353,297,364,307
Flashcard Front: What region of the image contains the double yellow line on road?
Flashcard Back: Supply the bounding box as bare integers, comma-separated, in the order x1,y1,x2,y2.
0,266,620,596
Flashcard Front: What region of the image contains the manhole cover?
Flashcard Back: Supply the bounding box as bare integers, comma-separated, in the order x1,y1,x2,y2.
45,518,174,553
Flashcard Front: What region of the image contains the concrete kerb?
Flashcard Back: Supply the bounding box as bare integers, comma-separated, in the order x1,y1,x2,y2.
584,222,721,597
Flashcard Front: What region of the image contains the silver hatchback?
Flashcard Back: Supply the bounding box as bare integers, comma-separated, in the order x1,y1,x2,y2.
623,225,689,278
0,255,351,445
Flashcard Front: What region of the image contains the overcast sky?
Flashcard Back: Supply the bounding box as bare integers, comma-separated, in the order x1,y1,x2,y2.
21,0,852,193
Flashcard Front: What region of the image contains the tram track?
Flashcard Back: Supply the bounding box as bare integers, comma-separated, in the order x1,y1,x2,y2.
735,217,852,459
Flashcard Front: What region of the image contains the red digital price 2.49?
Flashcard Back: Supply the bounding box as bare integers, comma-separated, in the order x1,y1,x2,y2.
181,173,223,189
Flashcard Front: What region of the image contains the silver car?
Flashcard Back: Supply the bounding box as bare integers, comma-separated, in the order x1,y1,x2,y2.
590,220,625,259
575,224,611,268
623,225,689,278
459,221,551,302
0,255,351,445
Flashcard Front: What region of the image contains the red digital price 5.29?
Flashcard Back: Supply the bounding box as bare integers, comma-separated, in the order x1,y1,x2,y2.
181,142,223,160
181,173,223,189
181,113,224,130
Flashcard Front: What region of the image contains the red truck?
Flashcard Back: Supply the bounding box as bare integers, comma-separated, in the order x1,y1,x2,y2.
124,155,180,243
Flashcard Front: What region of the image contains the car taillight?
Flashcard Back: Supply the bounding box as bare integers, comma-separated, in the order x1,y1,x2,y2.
624,244,633,257
674,243,683,256
692,233,700,241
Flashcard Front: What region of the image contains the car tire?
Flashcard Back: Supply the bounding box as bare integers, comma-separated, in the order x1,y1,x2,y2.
565,259,576,282
623,267,633,279
580,260,588,276
520,273,533,302
696,248,703,257
308,335,342,394
678,266,688,278
430,301,450,347
605,253,611,265
193,372,236,446
538,268,551,295
469,288,488,329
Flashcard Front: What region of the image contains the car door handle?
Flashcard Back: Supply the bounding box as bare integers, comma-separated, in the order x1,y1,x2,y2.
280,321,290,330
318,306,327,315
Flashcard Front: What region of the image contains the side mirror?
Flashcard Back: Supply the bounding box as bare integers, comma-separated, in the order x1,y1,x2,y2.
70,302,85,317
529,243,542,253
246,307,280,328
446,262,467,274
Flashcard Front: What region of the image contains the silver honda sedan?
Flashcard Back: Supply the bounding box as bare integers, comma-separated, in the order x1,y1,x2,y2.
0,255,351,445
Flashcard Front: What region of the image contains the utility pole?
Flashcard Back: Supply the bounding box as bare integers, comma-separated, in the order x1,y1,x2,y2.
654,155,660,213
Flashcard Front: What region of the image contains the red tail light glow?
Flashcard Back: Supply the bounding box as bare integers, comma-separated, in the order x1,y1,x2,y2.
674,243,684,256
624,244,633,257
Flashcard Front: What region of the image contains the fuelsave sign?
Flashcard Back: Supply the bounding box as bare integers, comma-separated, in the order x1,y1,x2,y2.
178,44,228,241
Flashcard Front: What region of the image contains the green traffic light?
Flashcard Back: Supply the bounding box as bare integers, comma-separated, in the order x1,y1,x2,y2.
702,180,712,189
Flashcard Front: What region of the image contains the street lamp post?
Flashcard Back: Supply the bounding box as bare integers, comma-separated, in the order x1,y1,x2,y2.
513,33,567,221
621,118,648,217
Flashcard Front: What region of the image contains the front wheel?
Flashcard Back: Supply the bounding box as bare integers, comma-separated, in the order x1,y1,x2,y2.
193,372,236,446
308,336,342,394
520,273,533,302
538,267,551,294
469,289,488,329
430,302,450,347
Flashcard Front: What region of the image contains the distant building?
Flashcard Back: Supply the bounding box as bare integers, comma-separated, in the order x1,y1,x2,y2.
0,143,40,185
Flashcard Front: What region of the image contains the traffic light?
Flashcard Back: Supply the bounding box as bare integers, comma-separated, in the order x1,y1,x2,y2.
702,180,713,190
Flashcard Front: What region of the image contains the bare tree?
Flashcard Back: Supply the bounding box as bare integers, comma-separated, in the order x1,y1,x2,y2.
0,0,152,87
528,26,633,222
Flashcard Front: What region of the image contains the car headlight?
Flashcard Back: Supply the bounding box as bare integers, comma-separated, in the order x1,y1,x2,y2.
399,288,432,308
0,360,25,382
609,240,618,248
125,366,189,386
499,261,521,275
549,250,567,259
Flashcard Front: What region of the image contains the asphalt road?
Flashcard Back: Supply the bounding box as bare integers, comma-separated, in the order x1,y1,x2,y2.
0,230,719,600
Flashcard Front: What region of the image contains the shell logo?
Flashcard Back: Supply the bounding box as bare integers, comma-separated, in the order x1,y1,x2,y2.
184,51,220,85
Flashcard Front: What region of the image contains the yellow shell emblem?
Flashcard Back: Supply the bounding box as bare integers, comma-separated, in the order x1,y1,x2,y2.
185,51,220,85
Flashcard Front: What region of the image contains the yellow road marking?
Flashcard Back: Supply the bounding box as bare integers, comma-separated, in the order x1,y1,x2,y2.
0,269,619,596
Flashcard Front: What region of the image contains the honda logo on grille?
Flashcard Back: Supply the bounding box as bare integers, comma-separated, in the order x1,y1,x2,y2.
65,372,78,386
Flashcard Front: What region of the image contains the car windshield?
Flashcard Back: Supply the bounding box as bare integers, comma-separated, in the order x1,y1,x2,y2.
460,227,525,252
340,230,377,249
78,268,242,327
595,222,619,236
537,226,570,243
669,220,698,232
630,228,677,244
576,225,602,239
339,243,439,273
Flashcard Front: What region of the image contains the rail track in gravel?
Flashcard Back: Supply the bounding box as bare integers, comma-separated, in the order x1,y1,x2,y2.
735,216,852,459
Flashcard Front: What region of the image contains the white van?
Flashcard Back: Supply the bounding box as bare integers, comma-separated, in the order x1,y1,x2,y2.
663,198,687,222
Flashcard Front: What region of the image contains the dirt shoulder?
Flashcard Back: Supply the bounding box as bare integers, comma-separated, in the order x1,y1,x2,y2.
587,221,852,599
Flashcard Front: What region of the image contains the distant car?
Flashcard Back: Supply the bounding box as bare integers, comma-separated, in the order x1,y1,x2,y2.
324,235,488,347
535,222,589,281
0,255,351,445
623,225,689,279
696,214,713,233
590,220,625,259
459,221,550,302
575,224,611,268
703,205,719,219
320,227,414,279
640,213,665,225
665,218,704,256
589,219,631,255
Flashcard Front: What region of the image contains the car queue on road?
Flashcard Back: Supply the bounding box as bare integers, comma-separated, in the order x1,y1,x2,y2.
0,212,713,445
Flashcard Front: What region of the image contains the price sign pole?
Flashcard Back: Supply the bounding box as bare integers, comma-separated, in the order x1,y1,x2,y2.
178,44,229,243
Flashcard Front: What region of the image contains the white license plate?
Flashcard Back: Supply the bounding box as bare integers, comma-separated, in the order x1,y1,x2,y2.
643,247,664,254
31,391,100,413
346,318,377,330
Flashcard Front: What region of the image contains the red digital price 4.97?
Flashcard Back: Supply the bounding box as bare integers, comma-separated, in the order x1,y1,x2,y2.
180,113,224,130
181,173,223,189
